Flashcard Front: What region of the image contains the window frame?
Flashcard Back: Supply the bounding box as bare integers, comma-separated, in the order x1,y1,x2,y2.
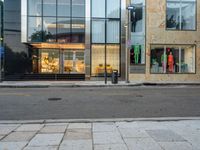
150,44,196,74
166,0,197,31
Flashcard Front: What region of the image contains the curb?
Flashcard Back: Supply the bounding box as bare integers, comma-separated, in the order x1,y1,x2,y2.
0,83,199,88
0,117,200,124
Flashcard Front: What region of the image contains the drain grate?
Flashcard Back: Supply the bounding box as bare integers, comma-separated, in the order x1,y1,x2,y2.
48,98,62,101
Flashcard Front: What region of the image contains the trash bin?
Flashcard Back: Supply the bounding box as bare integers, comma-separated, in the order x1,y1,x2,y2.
111,70,118,84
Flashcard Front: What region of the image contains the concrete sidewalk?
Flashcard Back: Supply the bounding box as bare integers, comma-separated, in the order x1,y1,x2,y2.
0,119,200,150
0,81,200,88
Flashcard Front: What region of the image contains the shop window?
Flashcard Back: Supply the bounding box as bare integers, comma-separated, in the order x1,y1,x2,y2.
39,49,60,73
91,44,120,76
150,45,195,74
166,0,196,30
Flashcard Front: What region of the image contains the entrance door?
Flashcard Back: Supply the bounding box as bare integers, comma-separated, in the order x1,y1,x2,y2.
63,50,85,74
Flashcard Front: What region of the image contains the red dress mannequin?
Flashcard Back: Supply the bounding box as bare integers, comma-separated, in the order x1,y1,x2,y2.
168,52,174,73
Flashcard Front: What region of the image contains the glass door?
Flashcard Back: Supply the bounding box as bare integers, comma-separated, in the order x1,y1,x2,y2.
63,50,85,74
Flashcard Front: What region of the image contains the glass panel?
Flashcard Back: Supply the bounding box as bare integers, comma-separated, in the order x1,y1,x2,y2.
43,0,56,16
130,45,145,64
28,0,42,16
131,4,144,32
166,0,180,30
92,0,105,18
57,18,71,43
28,17,42,42
71,18,85,43
106,45,120,74
150,45,165,73
180,45,195,73
75,51,85,73
57,0,71,17
72,0,85,17
43,17,57,42
92,19,105,43
181,0,196,30
64,51,73,73
91,45,105,76
40,49,59,73
106,20,120,43
107,0,120,18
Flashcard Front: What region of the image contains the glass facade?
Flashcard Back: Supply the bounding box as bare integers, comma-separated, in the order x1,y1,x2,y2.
27,0,85,43
166,0,196,30
91,0,121,76
151,45,195,74
130,0,146,65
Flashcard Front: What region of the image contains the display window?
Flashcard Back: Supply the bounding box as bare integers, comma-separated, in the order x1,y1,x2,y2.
166,0,196,30
150,45,195,74
91,44,120,76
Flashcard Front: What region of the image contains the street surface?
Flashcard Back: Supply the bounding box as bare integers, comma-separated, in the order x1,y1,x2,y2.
0,86,200,120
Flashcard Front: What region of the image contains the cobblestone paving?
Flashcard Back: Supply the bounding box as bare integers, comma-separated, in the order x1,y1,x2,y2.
0,120,200,150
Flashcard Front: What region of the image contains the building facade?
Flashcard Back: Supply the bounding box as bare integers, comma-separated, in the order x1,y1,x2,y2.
3,0,200,82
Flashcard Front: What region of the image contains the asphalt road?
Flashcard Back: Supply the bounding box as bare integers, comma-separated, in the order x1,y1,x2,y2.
0,86,200,120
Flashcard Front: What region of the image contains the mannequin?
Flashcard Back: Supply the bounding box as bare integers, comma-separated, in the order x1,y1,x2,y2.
168,52,174,73
161,53,167,73
134,45,140,64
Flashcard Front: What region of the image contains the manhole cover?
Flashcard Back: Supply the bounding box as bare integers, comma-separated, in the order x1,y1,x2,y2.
136,95,143,98
48,98,62,101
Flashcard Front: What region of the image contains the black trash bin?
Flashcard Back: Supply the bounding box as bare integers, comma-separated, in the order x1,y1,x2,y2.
111,70,118,84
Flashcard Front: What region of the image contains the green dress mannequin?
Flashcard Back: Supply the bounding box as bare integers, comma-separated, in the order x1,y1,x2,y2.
133,45,140,64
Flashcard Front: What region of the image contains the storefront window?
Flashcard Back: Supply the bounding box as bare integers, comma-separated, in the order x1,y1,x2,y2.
40,49,60,73
28,17,42,42
71,18,85,43
57,0,71,17
166,0,196,30
28,0,42,16
130,0,145,65
150,45,195,74
43,17,57,42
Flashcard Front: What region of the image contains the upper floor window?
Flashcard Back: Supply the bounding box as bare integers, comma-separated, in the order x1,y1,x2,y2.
166,0,196,30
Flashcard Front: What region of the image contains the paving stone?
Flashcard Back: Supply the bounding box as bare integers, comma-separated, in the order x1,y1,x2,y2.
68,123,91,129
119,128,150,138
124,138,163,150
0,142,27,150
40,125,67,133
158,142,194,150
64,129,91,140
59,140,92,150
2,131,36,142
44,123,68,126
93,122,118,132
116,122,140,129
93,131,124,144
28,134,63,146
0,135,4,140
24,146,58,150
94,144,128,150
15,124,44,132
0,126,18,135
181,133,200,150
146,129,186,142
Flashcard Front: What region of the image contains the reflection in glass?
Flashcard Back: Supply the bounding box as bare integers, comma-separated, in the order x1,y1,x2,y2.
28,0,42,16
57,0,71,17
43,17,57,42
107,0,120,18
72,0,85,17
131,4,144,32
71,18,85,43
57,18,71,43
92,20,105,43
107,20,120,43
40,49,59,73
28,17,42,42
181,0,196,30
92,0,105,18
43,0,56,16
